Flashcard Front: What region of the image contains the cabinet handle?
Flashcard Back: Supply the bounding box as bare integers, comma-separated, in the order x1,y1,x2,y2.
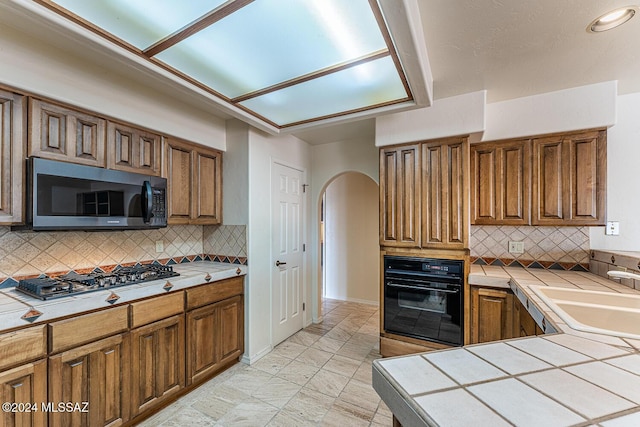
275,260,287,267
12,383,23,389
69,360,84,368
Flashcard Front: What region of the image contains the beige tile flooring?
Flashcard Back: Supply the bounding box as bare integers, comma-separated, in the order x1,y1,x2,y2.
138,299,390,426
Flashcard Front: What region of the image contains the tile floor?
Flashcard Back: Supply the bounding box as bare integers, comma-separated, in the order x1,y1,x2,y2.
138,299,391,426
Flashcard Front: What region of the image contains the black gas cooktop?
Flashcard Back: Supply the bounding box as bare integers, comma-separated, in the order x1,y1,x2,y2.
16,264,179,300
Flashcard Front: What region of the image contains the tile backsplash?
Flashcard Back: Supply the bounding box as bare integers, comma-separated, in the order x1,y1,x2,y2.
589,249,640,290
203,225,247,265
470,225,590,270
0,225,203,279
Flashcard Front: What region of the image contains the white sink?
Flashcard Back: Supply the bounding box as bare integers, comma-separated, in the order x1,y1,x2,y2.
530,286,640,339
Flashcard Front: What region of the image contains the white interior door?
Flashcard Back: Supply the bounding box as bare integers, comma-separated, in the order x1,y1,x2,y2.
271,162,304,346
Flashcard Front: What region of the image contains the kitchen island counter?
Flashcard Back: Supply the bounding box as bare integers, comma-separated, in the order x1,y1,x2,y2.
374,267,640,427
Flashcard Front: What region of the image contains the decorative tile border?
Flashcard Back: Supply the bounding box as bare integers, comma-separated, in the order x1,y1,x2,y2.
471,256,589,272
0,253,248,289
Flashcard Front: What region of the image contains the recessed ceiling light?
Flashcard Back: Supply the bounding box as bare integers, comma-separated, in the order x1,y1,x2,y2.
588,6,638,32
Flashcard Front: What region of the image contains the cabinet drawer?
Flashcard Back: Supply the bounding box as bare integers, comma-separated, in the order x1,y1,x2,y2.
130,291,185,328
0,325,47,370
186,277,243,310
49,306,128,353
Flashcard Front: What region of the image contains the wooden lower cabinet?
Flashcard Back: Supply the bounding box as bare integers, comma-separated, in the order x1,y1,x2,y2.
470,286,545,344
48,334,130,427
130,315,185,417
187,295,243,385
514,297,543,337
470,286,515,344
0,359,47,427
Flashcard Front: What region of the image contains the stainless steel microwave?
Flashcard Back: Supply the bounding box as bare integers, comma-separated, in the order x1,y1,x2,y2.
25,157,168,230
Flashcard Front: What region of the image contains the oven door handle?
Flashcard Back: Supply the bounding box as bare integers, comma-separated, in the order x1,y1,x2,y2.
387,283,459,294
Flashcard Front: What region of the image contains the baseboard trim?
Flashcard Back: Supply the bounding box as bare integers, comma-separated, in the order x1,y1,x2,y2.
240,345,272,365
326,296,380,306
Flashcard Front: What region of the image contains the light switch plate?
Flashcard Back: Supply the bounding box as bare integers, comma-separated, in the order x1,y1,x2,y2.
508,241,525,254
606,221,620,235
155,240,164,253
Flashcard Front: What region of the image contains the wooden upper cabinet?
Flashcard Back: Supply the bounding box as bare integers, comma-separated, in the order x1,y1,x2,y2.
193,148,222,224
471,139,531,225
107,121,161,176
422,137,469,249
566,130,606,224
0,89,26,225
532,129,606,225
379,144,421,247
28,98,106,167
165,137,223,225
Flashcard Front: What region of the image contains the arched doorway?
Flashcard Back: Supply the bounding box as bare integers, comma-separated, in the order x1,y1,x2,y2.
319,172,379,307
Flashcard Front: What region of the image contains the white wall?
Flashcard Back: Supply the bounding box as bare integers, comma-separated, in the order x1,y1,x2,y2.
376,91,486,146
324,173,379,304
590,92,640,251
483,81,617,141
223,120,250,225
244,129,311,363
0,21,226,149
310,137,379,321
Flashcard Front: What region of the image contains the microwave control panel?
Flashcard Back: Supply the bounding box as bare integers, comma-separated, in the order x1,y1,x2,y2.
151,188,167,222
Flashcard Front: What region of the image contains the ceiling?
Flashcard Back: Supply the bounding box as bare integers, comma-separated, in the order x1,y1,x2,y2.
277,0,640,144
1,1,639,145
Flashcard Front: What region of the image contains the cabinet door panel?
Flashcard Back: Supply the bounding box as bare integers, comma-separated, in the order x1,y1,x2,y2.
49,334,129,427
29,98,105,167
166,142,192,223
532,137,565,224
187,305,217,385
470,287,514,344
0,360,47,427
422,144,443,245
219,296,243,362
567,131,606,224
131,315,185,417
379,145,420,247
192,149,222,224
379,149,398,243
422,138,468,249
107,121,161,176
500,142,530,223
446,142,466,246
471,147,497,222
0,90,26,224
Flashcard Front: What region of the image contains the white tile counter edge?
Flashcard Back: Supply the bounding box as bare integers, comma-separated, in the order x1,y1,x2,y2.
0,261,247,331
374,267,640,427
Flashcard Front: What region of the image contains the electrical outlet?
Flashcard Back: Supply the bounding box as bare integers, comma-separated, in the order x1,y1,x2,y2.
606,221,620,236
508,241,524,254
155,240,164,253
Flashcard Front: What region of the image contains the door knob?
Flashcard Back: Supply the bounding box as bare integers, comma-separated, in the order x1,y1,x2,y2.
275,260,287,267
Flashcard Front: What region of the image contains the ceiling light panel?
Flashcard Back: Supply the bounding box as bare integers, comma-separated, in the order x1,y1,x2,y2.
240,56,408,126
154,0,387,99
52,0,226,49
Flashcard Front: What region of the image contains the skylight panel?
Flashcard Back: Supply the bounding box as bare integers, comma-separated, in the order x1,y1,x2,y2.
239,56,408,126
52,0,226,49
154,0,387,98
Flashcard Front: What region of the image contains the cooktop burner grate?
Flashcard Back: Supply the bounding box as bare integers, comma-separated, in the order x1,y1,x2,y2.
16,264,179,300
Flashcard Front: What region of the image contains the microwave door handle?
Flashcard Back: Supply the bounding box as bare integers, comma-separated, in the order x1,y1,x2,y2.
141,181,153,223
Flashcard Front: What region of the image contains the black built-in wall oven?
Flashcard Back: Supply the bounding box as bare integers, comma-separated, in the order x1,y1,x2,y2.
384,256,464,346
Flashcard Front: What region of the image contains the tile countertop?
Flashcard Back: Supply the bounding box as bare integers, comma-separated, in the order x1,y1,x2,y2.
373,266,640,427
0,261,247,332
